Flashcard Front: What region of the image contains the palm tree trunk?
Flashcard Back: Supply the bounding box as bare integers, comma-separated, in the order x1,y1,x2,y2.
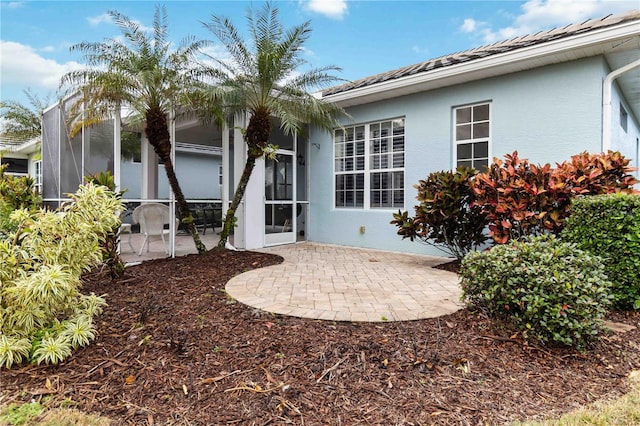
145,108,206,254
217,153,258,248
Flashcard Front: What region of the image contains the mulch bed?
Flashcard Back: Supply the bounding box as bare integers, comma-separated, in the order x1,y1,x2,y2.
2,249,639,425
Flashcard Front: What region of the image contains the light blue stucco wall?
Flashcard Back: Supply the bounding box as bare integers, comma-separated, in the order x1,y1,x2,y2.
308,56,613,256
121,153,222,200
610,81,640,181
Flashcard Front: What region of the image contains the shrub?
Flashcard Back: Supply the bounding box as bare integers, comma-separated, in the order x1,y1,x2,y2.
391,167,488,260
0,164,41,233
561,193,640,310
85,171,126,278
460,235,612,348
0,183,122,368
473,151,638,244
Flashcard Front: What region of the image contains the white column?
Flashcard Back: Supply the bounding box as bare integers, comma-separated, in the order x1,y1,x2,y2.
113,106,121,192
232,113,246,249
169,109,176,258
141,135,158,199
222,121,229,217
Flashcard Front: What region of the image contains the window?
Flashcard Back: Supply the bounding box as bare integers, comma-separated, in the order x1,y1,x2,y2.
34,160,42,193
454,103,490,170
334,118,404,209
620,103,628,133
1,157,28,175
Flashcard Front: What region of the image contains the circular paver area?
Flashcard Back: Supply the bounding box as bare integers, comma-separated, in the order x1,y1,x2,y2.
226,242,462,322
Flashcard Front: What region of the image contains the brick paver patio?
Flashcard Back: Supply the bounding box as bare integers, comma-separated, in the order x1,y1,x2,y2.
226,242,462,322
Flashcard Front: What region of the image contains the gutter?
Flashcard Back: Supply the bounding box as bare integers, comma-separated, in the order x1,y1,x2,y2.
602,57,640,151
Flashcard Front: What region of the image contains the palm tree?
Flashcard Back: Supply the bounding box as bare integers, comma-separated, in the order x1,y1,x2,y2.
201,2,348,248
61,6,207,254
0,89,51,145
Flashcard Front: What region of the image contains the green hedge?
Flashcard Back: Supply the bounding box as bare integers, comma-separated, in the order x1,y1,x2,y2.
460,235,612,348
561,193,640,310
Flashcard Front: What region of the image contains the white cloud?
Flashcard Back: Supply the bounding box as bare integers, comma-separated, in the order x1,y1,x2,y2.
87,12,153,32
460,18,477,33
0,40,83,91
411,45,430,56
463,0,638,44
304,0,348,20
87,13,113,26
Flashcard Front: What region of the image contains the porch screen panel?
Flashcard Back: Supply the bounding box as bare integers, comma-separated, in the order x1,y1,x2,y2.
85,119,114,177
41,106,60,200
60,100,83,195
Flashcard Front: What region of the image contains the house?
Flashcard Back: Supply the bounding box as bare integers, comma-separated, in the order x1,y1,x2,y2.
0,137,42,193
40,10,640,256
308,9,640,255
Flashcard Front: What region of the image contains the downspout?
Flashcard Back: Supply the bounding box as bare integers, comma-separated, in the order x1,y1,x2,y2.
602,58,640,151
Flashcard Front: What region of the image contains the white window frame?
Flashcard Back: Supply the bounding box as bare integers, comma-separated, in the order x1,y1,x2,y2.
333,117,405,210
453,102,491,170
620,103,628,133
34,160,43,193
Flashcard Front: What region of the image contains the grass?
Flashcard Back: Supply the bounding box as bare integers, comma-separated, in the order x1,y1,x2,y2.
515,370,640,426
2,374,638,426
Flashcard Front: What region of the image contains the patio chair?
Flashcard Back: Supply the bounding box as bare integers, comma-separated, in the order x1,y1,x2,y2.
132,203,176,255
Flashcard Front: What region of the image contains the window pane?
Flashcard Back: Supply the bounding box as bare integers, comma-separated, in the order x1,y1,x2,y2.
475,141,489,158
334,129,344,143
355,191,364,207
370,123,380,139
393,171,404,189
393,137,404,152
356,156,365,170
355,126,365,140
393,190,404,206
335,143,344,157
456,107,471,124
346,158,354,171
473,122,489,138
371,173,380,189
457,160,472,168
345,174,353,189
371,156,380,169
456,124,471,141
345,142,353,156
346,127,354,142
393,153,404,168
474,104,489,121
380,121,391,137
457,143,472,159
335,175,343,190
393,118,405,135
336,192,345,207
473,158,489,170
356,141,365,155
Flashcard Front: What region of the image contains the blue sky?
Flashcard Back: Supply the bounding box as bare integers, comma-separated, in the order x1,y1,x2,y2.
1,0,637,107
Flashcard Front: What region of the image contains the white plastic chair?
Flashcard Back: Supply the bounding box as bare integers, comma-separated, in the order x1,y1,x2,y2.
132,203,175,255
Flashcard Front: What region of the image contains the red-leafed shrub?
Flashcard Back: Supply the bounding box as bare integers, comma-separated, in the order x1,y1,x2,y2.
391,167,488,260
473,151,638,244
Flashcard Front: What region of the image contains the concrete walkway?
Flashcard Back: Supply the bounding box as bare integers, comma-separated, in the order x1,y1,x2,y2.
226,242,462,322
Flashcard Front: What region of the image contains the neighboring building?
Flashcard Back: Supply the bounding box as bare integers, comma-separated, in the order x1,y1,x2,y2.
40,10,640,256
0,137,42,192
